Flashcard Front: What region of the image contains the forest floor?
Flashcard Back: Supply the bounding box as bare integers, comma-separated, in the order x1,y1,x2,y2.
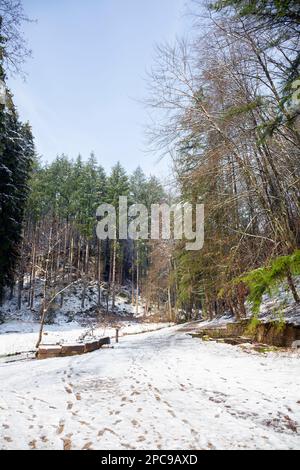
0,323,300,450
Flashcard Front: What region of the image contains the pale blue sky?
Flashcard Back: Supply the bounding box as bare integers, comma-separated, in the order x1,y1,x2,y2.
8,0,190,176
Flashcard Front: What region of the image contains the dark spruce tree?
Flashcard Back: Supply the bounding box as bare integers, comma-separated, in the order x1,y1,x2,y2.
0,19,34,302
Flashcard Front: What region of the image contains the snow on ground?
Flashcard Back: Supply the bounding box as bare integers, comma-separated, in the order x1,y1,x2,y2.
0,321,173,357
0,324,299,450
191,315,235,330
1,278,299,449
1,274,299,359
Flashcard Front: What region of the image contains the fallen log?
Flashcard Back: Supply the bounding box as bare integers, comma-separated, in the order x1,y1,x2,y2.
84,340,100,353
61,343,85,357
37,345,62,359
98,337,111,348
37,337,111,360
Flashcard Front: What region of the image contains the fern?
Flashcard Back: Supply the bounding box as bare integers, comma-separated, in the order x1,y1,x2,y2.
241,250,300,315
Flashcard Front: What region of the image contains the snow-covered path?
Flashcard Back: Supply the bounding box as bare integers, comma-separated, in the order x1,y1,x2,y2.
0,324,300,450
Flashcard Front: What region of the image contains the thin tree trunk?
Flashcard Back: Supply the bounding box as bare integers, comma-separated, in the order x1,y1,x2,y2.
131,253,135,306
77,236,81,273
287,270,300,303
97,239,102,307
17,237,25,311
111,241,117,313
36,227,52,349
81,279,87,309
29,226,37,310
168,286,172,322
136,245,139,316
69,235,74,282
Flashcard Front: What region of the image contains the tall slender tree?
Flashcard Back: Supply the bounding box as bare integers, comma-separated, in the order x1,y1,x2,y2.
0,18,34,301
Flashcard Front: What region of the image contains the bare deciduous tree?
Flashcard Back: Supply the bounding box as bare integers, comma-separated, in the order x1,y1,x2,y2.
0,0,33,75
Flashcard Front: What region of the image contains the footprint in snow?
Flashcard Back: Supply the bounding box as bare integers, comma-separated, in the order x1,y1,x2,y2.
62,437,72,451
78,420,89,426
56,420,65,435
28,440,37,449
82,441,93,450
113,420,122,426
167,409,176,418
98,428,117,437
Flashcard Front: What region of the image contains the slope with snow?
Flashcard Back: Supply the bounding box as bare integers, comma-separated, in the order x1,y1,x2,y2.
0,280,165,358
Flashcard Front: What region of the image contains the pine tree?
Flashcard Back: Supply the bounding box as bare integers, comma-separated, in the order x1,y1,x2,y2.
130,166,147,204
106,162,130,311
212,1,300,25
0,21,34,300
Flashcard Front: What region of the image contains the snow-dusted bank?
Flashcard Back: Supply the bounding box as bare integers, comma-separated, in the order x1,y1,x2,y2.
0,280,170,357
0,324,299,450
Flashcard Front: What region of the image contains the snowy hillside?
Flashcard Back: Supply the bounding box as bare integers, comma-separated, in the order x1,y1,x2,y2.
249,276,300,326
0,279,146,324
0,279,173,358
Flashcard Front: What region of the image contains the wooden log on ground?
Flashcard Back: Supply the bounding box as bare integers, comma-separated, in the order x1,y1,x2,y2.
61,343,85,357
84,340,100,353
98,337,111,348
37,345,62,359
37,337,111,360
222,337,251,346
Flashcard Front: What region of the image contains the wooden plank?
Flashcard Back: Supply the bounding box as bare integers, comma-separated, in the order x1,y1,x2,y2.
37,337,111,360
84,340,99,353
61,344,85,357
37,345,62,359
98,337,111,348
